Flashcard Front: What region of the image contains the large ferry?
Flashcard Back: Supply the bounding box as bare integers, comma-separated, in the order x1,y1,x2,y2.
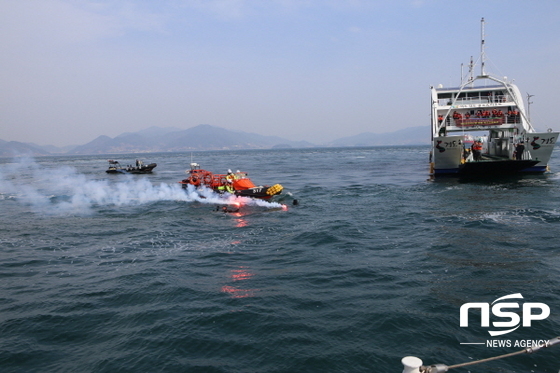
430,18,558,176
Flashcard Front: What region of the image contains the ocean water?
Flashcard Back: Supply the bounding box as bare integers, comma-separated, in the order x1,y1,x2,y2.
0,146,559,373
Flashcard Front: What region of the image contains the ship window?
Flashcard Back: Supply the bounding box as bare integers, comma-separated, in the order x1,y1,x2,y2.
437,93,453,100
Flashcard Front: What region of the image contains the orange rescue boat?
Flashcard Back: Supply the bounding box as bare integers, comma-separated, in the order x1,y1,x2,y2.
180,163,283,200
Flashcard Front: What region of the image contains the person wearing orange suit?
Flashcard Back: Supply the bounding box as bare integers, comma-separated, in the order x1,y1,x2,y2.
471,141,483,161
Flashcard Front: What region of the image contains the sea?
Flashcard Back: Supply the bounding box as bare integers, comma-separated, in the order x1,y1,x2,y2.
0,146,559,373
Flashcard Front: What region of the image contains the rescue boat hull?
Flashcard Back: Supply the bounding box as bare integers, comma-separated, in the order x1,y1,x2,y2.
234,185,283,200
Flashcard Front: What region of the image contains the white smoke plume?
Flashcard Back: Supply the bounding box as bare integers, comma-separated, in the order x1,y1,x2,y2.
0,157,284,215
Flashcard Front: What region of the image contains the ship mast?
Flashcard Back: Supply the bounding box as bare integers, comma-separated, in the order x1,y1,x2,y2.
527,93,534,122
469,56,474,84
480,17,486,76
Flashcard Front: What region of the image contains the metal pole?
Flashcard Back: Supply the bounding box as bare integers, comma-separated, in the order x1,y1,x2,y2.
480,17,486,76
527,93,534,121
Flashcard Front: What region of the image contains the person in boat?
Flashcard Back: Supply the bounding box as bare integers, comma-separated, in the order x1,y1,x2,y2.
515,142,525,160
514,110,520,123
224,170,236,193
463,147,471,162
452,111,459,121
225,179,234,193
471,141,483,161
217,174,234,193
217,181,234,194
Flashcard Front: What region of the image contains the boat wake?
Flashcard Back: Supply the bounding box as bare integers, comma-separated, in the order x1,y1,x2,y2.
0,157,285,215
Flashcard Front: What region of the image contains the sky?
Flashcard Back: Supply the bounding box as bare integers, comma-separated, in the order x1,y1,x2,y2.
1,0,560,147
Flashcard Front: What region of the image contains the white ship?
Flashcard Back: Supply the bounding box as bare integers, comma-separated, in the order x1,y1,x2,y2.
430,18,558,176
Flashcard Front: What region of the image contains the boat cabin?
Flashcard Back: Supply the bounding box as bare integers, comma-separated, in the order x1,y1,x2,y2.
432,81,530,160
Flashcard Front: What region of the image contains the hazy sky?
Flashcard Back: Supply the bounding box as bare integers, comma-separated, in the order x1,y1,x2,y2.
2,1,559,147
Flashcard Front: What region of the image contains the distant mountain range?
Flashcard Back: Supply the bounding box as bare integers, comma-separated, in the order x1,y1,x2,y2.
0,139,51,156
0,124,429,156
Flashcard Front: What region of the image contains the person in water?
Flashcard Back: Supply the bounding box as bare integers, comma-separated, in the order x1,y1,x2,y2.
216,205,239,213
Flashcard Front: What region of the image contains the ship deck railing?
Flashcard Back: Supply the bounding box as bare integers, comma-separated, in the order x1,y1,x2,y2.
439,117,521,127
437,94,513,106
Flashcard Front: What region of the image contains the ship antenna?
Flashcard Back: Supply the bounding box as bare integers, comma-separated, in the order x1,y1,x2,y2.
480,17,486,76
469,56,474,84
527,93,534,122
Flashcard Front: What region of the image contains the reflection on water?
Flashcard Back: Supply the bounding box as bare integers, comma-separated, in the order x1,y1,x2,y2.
233,215,248,228
221,266,258,298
